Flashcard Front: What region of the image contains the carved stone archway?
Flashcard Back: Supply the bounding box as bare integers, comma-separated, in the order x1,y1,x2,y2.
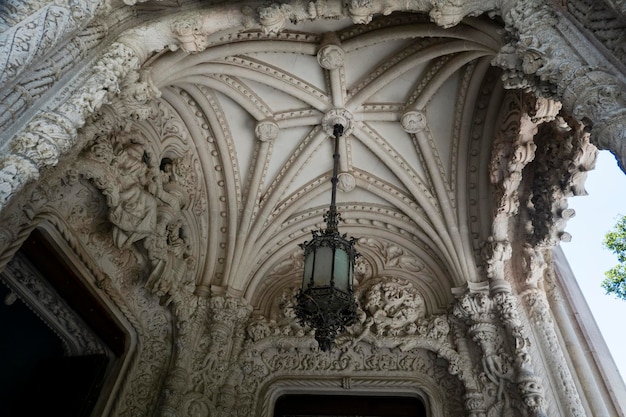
1,2,626,417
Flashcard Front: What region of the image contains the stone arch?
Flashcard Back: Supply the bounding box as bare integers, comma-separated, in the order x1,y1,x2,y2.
0,168,175,417
258,376,447,417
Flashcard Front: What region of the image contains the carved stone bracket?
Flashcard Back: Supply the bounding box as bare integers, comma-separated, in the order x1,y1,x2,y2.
490,0,626,171
485,94,556,281
484,92,594,280
525,116,597,247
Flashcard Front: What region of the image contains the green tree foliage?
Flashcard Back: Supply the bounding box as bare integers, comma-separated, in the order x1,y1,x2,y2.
603,215,626,300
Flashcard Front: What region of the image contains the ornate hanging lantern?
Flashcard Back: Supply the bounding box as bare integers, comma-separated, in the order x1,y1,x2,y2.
296,122,358,351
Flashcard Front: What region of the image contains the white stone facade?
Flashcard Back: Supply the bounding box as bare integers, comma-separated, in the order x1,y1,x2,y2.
1,1,626,416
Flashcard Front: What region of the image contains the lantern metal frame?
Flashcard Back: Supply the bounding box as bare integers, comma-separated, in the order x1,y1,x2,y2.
295,123,359,351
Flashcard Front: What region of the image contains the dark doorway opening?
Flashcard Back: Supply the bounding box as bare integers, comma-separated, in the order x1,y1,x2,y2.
273,394,427,417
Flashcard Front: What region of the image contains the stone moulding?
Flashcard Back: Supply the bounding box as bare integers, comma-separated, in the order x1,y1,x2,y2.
0,2,625,415
0,207,174,417
258,377,445,417
0,252,109,357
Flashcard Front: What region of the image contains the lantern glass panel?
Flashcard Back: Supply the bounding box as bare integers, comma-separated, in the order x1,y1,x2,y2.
333,247,350,292
303,250,314,289
312,246,333,287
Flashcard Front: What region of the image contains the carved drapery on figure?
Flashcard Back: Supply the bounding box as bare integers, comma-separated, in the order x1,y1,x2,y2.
79,132,195,301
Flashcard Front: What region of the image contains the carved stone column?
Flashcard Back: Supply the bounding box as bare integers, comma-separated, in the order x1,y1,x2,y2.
454,286,549,416
491,279,547,416
484,86,598,415
160,294,250,417
519,252,585,417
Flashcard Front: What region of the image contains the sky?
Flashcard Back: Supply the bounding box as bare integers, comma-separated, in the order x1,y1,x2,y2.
560,150,626,381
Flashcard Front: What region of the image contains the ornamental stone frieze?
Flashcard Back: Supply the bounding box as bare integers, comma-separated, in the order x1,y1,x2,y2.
239,279,469,416
0,41,141,209
564,0,626,69
0,0,103,88
144,279,511,416
1,252,109,356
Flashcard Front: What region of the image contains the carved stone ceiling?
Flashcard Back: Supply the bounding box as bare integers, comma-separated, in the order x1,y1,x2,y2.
114,13,503,315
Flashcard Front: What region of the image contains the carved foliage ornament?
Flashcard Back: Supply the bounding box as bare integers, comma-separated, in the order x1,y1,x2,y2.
231,280,468,416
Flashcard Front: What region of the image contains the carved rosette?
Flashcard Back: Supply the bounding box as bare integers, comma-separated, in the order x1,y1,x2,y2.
322,108,354,137
317,44,345,70
255,119,279,142
337,172,356,192
400,110,427,133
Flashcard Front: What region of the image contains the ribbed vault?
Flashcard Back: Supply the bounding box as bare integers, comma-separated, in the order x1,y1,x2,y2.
133,13,504,313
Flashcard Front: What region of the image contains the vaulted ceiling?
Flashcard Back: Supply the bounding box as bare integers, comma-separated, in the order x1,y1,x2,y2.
123,13,505,315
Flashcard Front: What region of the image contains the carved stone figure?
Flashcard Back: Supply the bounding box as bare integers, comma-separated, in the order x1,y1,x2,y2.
108,142,157,249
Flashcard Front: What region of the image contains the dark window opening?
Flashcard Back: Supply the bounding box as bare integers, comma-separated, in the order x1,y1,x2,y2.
274,394,427,417
0,229,127,417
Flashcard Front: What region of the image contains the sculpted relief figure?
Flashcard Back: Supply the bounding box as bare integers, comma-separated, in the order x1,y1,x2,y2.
81,135,193,299
338,277,452,352
363,278,426,336
108,141,158,249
